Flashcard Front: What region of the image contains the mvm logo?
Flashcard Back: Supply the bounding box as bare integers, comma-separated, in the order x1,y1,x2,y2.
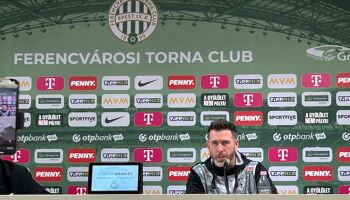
102,94,130,108
68,148,96,163
276,186,299,195
34,167,62,182
167,93,196,108
337,147,350,162
234,111,263,126
168,75,196,89
336,73,350,88
6,76,32,91
302,73,331,88
69,76,97,90
167,166,191,181
267,74,297,88
303,166,333,181
143,186,162,194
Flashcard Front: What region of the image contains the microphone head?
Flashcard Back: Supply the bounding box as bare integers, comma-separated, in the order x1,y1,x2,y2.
223,161,228,167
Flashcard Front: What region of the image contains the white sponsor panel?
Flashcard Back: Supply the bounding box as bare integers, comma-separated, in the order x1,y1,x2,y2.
36,94,64,109
268,166,299,181
143,167,163,182
302,147,332,162
200,111,229,126
68,112,97,127
167,93,196,108
101,94,130,108
234,74,263,89
302,92,331,107
135,76,163,90
101,112,130,127
167,185,186,195
267,74,297,89
134,94,163,108
5,76,32,91
200,148,210,162
237,148,264,162
24,112,31,127
167,148,196,163
268,111,297,126
67,167,89,182
102,76,130,90
101,148,130,162
19,94,31,109
338,166,350,181
167,112,196,126
337,110,350,125
336,91,350,106
34,149,63,164
143,186,162,194
275,185,299,195
68,94,97,109
267,92,297,107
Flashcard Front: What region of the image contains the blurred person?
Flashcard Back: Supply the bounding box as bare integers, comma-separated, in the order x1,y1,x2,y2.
0,104,12,117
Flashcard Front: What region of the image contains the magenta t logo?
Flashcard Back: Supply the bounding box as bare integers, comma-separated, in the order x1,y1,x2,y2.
234,92,263,107
302,73,331,88
1,149,30,163
36,76,64,90
268,147,298,162
134,112,162,127
201,74,229,89
134,148,162,162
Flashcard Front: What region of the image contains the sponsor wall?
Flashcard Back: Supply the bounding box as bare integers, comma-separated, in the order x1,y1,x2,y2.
1,0,350,195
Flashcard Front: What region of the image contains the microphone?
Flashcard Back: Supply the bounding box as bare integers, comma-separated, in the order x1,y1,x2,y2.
223,161,229,194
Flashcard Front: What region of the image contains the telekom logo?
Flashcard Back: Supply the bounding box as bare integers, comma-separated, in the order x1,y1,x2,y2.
36,76,64,91
234,92,263,107
302,73,331,88
134,148,162,163
67,186,87,195
1,149,30,164
134,112,163,127
200,74,229,89
144,113,154,125
268,147,298,162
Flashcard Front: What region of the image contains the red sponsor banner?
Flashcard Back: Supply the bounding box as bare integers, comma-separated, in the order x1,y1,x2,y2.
337,73,350,88
338,185,350,194
134,112,163,127
168,75,196,89
167,166,191,181
67,186,88,195
234,92,263,107
34,167,62,182
301,73,331,88
337,147,350,162
36,76,64,91
234,111,263,126
69,76,97,90
200,74,229,89
1,148,30,164
303,166,333,181
268,147,298,162
68,148,96,163
134,148,162,163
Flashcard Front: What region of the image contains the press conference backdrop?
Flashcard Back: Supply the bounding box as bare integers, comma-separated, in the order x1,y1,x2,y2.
0,0,349,195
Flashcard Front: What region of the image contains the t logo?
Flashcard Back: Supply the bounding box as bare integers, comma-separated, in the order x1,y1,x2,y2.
209,76,220,88
45,78,56,90
243,94,254,106
144,113,154,125
76,187,87,195
311,75,322,87
143,149,154,161
278,149,289,161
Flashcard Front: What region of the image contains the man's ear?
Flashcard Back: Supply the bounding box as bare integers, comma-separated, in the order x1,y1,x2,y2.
206,141,209,149
235,139,240,148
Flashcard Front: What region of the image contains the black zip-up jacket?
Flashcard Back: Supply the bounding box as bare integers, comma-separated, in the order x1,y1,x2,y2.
0,159,49,194
186,151,277,194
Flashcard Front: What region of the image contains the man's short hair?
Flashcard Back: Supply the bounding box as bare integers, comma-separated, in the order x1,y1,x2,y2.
207,119,237,139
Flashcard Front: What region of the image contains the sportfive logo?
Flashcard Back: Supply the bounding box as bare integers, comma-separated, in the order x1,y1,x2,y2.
303,166,333,181
234,111,263,126
168,75,195,89
34,167,63,182
167,166,191,181
200,74,229,89
234,92,263,107
68,148,96,163
69,76,97,90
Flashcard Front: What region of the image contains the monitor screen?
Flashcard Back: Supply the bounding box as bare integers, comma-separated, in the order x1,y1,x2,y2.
88,162,142,194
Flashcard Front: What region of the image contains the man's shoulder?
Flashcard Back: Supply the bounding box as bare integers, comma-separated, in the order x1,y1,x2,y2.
1,159,28,175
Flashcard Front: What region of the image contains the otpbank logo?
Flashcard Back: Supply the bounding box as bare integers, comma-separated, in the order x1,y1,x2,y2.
337,147,350,162
267,74,297,89
301,73,331,88
6,76,32,91
167,166,191,181
168,75,195,89
268,147,298,162
234,92,263,107
68,148,96,163
69,76,97,90
34,167,63,182
134,112,163,127
200,74,229,89
306,45,350,61
303,166,333,181
336,73,350,87
134,148,162,163
234,111,263,126
1,148,30,163
36,76,64,91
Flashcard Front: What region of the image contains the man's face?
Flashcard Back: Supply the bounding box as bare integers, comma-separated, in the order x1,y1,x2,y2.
207,129,239,167
1,105,7,111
